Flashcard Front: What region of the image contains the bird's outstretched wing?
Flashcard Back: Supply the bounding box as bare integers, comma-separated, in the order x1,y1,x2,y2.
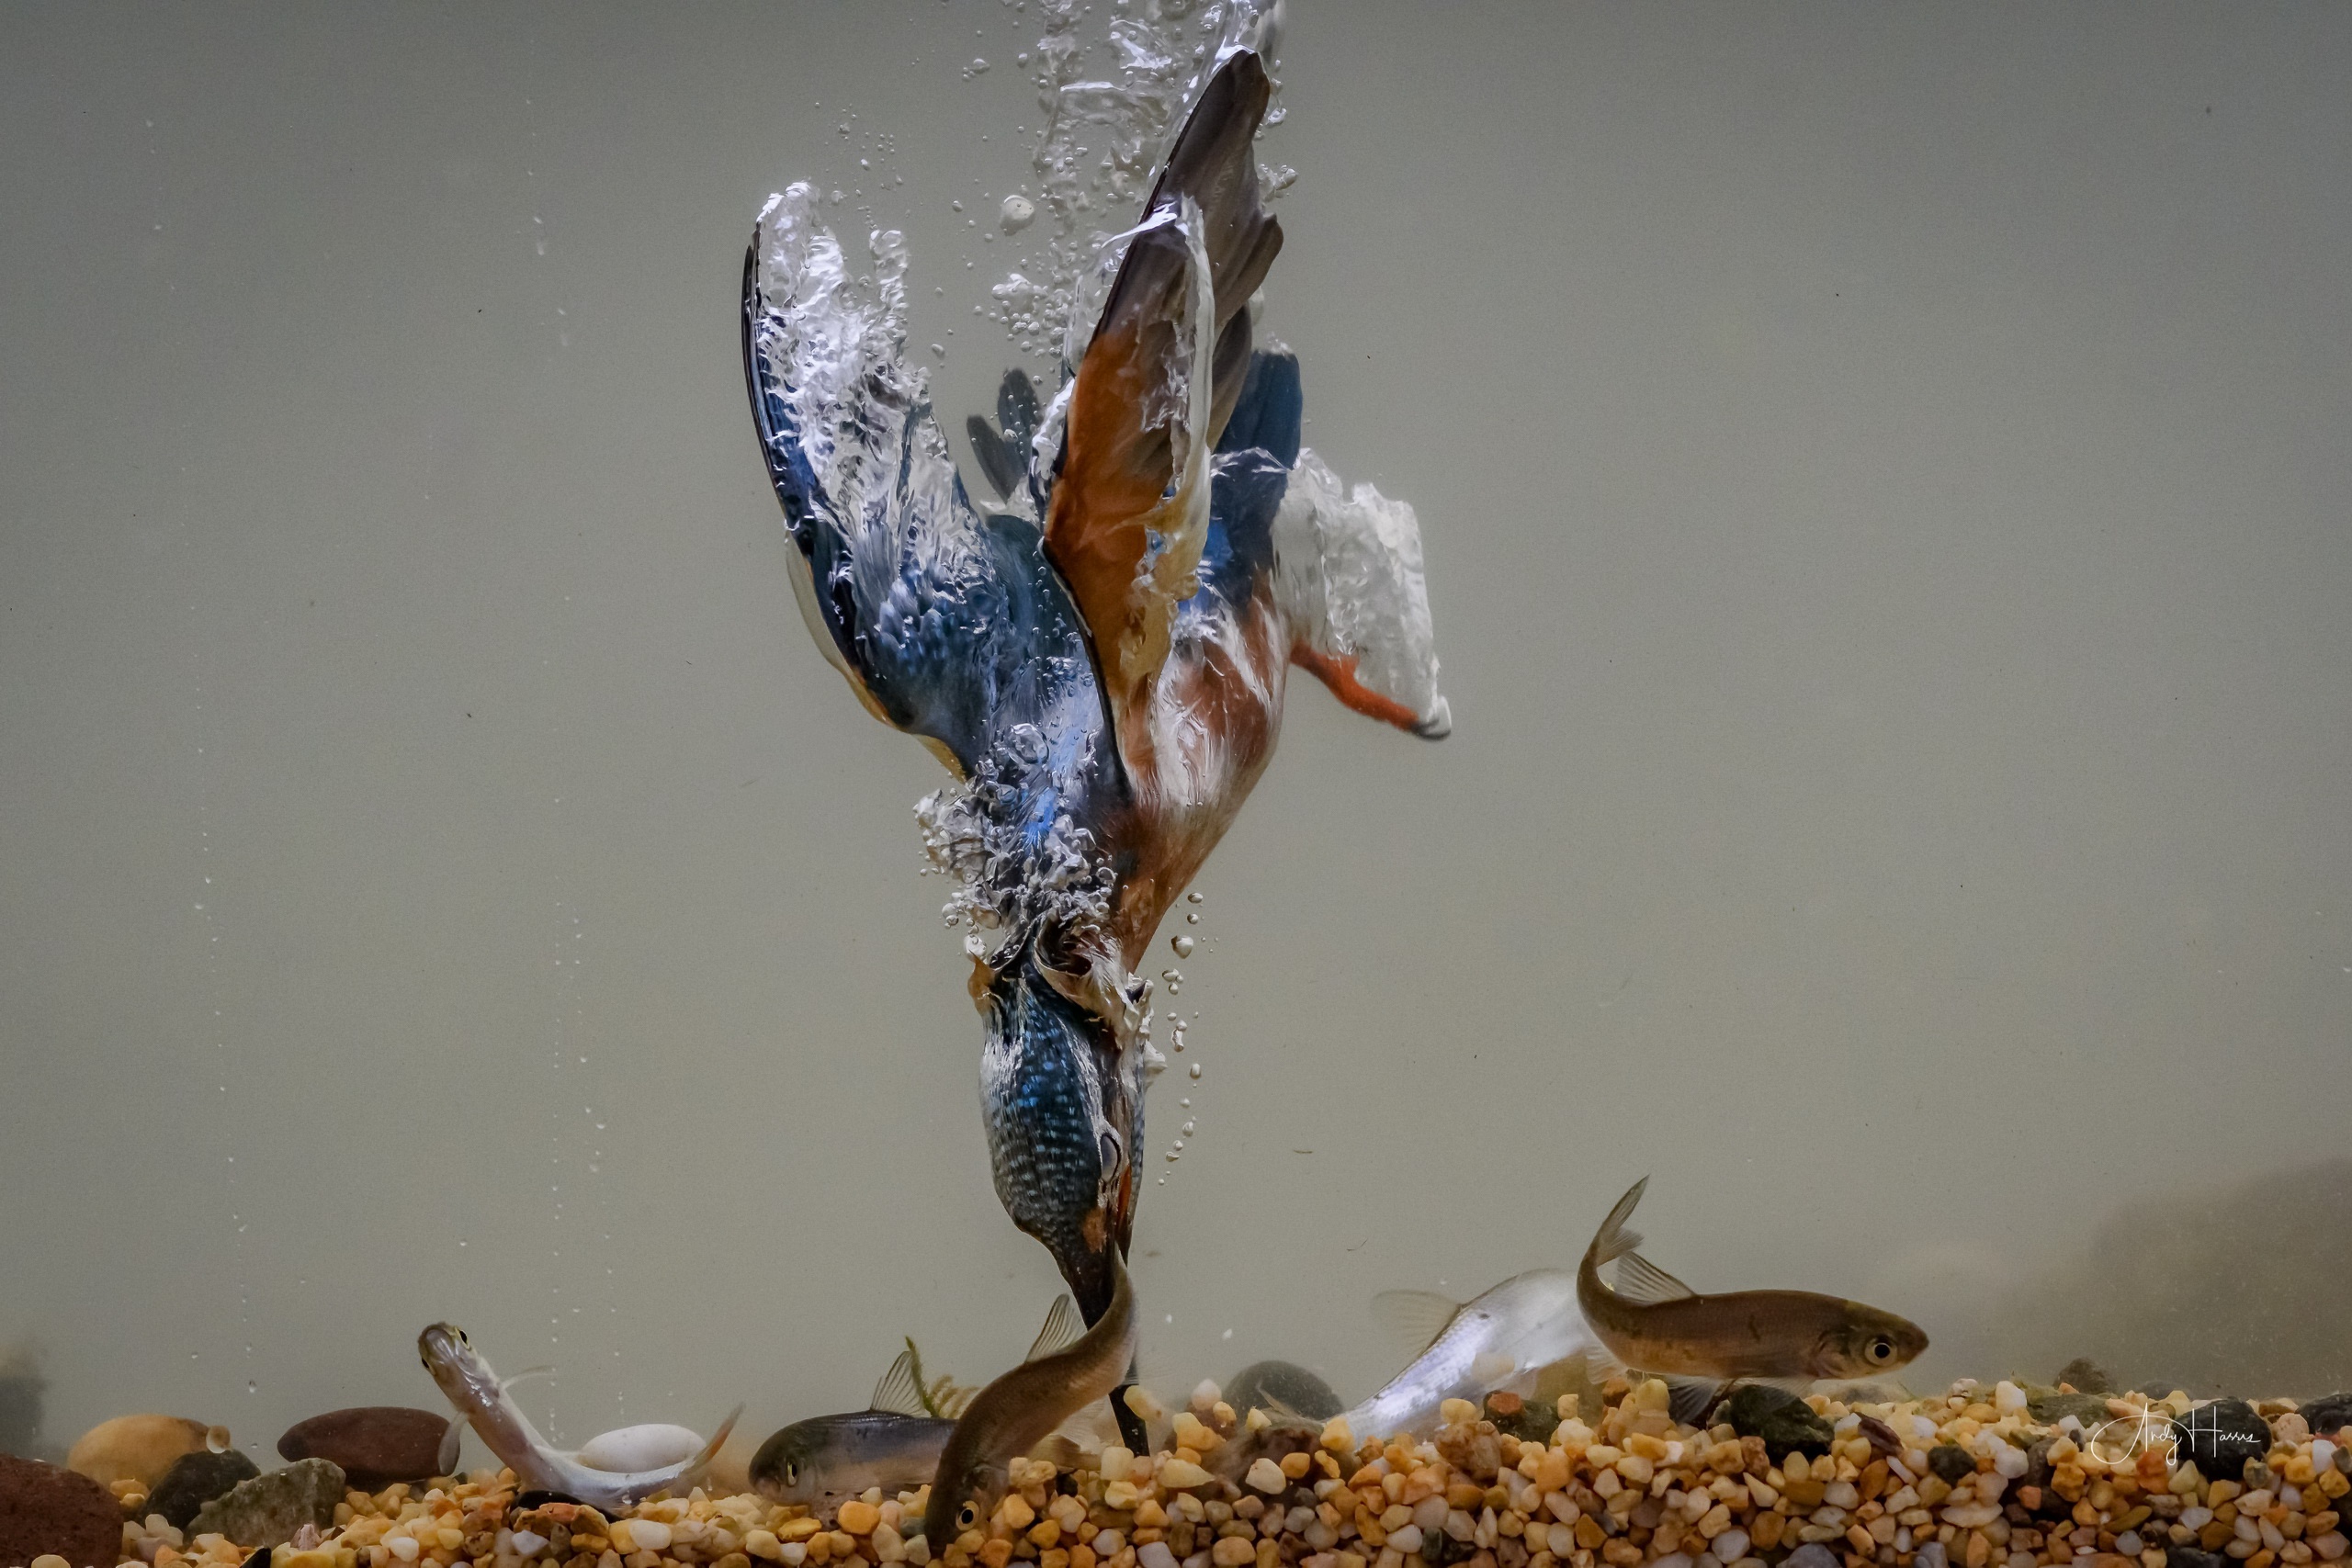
741,185,1110,787
1273,449,1452,739
1044,49,1283,723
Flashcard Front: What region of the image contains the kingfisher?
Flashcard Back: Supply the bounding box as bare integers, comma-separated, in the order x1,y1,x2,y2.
741,49,1446,1445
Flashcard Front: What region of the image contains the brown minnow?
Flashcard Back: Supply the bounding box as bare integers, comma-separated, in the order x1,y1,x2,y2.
922,1250,1136,1547
1577,1178,1928,1416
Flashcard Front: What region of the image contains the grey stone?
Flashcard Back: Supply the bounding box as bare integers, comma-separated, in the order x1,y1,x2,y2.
148,1448,263,1530
2169,1400,2270,1484
1723,1384,1831,1459
1223,1362,1341,1423
2301,1392,2352,1439
187,1457,346,1548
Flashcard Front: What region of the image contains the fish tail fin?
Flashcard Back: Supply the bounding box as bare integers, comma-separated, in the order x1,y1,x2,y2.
1589,1177,1649,1266
682,1405,744,1480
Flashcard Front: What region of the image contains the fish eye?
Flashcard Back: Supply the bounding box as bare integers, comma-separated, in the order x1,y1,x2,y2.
1868,1337,1894,1364
956,1504,978,1529
783,1462,797,1486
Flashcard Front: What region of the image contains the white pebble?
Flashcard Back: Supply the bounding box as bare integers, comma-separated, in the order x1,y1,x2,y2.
2115,1532,2143,1555
1823,1481,1859,1508
1993,1443,2028,1478
1913,1545,1948,1568
1653,1554,1693,1568
2182,1507,2214,1529
631,1521,673,1552
1138,1545,1180,1568
1246,1457,1286,1494
1995,1381,2027,1415
1832,1415,1860,1434
1192,1379,1223,1412
779,1544,808,1567
1714,1531,1750,1562
2314,1439,2336,1472
389,1538,421,1562
1094,1531,1126,1557
579,1423,704,1472
1388,1527,1424,1553
510,1534,548,1558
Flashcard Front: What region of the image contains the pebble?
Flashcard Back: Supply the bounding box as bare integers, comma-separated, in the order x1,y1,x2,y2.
145,1448,262,1529
187,1458,346,1548
2026,1392,2112,1427
1724,1385,1832,1459
577,1425,705,1473
2304,1393,2352,1440
64,1416,222,1490
1156,1459,1212,1490
85,1370,2352,1568
1928,1444,1977,1483
276,1407,451,1491
2173,1399,2272,1482
0,1452,121,1568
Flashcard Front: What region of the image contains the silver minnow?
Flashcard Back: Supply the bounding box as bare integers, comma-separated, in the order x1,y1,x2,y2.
417,1323,740,1509
1337,1270,1598,1440
923,1251,1136,1546
751,1347,956,1506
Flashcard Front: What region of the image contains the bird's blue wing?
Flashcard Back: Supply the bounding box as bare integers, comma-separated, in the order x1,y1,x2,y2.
741,185,1110,795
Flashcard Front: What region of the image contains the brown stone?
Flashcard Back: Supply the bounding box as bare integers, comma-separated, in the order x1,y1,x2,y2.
275,1408,450,1490
64,1415,217,1490
0,1452,122,1568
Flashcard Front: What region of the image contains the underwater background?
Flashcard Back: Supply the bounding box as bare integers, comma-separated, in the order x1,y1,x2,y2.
4,0,2350,1472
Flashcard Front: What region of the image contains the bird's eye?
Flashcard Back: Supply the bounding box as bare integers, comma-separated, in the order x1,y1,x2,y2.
1868,1337,1894,1364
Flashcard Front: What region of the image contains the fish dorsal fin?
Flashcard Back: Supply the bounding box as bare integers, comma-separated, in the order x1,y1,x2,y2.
869,1348,928,1416
1370,1290,1462,1355
1026,1294,1083,1363
1613,1251,1696,1305
1589,1177,1649,1267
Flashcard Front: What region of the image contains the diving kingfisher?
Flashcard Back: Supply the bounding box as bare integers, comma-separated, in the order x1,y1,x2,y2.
742,48,1446,1448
